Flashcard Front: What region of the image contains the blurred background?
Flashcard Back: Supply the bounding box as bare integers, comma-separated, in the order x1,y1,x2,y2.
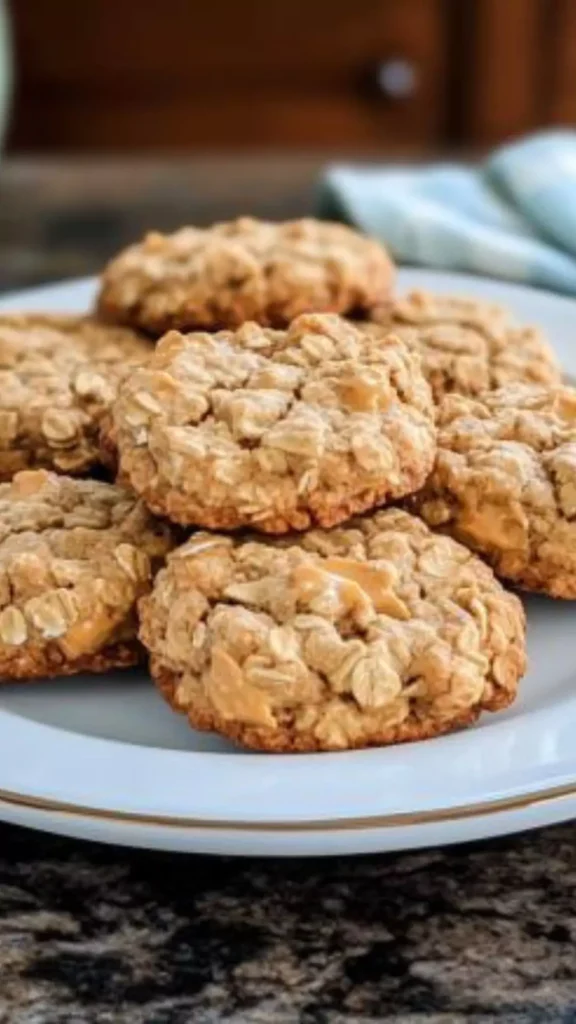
0,0,574,289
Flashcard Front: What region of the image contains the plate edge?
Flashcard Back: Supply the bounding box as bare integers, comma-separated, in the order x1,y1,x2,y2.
0,782,574,832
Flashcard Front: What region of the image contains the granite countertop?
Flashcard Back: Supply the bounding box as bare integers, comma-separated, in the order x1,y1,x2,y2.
0,157,574,1024
1,822,575,1024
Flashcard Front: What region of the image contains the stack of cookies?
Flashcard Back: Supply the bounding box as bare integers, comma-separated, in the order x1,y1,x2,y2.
1,215,571,753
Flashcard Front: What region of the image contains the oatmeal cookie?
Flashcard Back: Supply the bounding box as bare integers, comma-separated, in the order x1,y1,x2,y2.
0,470,173,679
139,509,526,752
110,313,436,533
0,314,152,479
369,290,560,402
410,383,576,597
96,217,394,334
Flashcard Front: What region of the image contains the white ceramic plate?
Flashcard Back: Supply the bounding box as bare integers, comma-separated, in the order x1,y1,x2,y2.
0,269,575,857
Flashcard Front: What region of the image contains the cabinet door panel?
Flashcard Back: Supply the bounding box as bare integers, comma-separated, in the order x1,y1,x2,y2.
9,0,448,150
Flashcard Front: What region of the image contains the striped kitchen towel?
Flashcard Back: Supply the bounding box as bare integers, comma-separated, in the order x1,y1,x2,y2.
317,131,576,294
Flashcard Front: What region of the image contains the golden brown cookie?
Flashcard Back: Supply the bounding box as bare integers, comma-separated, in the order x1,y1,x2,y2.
96,217,394,334
369,290,560,402
410,383,576,597
110,313,436,533
0,470,173,680
139,509,526,753
0,314,152,480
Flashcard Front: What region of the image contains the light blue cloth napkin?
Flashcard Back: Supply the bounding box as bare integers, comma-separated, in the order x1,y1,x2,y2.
317,132,576,295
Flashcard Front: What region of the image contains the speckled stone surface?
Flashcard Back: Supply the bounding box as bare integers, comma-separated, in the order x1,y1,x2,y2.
0,822,574,1024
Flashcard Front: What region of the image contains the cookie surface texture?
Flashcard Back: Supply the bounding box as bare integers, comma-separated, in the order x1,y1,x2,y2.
111,313,436,533
0,470,173,679
411,383,576,597
97,217,394,333
0,314,152,479
370,290,560,402
139,508,526,752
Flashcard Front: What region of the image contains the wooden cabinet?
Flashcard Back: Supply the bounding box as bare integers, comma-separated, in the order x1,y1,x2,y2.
462,0,576,146
9,0,447,150
7,0,576,153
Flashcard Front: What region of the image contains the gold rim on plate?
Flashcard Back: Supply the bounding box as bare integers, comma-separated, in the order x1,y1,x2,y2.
0,782,574,832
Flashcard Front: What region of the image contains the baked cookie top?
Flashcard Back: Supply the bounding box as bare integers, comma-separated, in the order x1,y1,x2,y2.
110,313,436,533
410,383,576,597
140,509,526,752
0,314,152,479
0,470,173,679
96,217,394,333
370,290,560,402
